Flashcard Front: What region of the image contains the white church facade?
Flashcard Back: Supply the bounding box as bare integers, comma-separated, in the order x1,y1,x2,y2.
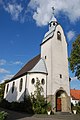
4,18,71,112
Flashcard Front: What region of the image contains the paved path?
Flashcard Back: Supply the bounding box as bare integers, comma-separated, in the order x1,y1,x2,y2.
0,107,80,120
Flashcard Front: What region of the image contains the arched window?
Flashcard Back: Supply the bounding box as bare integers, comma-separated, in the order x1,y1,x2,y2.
41,79,45,85
31,78,35,84
6,84,9,93
49,23,52,27
12,82,15,93
19,78,23,92
60,74,62,78
57,31,61,41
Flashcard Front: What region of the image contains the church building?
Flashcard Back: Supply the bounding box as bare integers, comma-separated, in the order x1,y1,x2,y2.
4,17,71,113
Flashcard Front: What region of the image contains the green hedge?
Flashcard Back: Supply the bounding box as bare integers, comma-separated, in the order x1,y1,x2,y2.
0,99,33,114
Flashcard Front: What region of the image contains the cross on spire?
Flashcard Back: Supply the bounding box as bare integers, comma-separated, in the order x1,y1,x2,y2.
52,7,55,14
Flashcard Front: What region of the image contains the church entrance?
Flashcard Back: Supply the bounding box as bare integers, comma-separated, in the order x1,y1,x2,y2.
56,98,61,111
56,90,67,112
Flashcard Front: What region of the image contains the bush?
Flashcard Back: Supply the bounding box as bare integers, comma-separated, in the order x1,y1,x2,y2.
0,99,11,109
71,101,80,114
0,111,8,120
77,106,80,113
0,98,33,114
47,102,51,111
30,79,47,114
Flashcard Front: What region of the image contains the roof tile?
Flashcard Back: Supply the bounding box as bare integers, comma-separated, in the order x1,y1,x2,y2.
70,89,80,100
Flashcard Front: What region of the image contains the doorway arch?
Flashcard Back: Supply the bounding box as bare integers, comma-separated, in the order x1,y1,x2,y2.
56,90,67,112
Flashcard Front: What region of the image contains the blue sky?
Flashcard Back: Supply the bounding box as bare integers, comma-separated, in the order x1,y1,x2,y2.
0,0,80,89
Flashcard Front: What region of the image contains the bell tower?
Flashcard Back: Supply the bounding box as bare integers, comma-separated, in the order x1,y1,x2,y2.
41,16,71,112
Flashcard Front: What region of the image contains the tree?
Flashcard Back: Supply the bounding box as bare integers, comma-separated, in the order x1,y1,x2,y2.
31,78,47,114
69,35,80,79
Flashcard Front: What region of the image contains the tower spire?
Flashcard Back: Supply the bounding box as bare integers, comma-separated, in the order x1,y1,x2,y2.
49,7,57,30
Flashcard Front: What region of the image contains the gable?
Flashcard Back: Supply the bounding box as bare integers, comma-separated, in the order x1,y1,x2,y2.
29,58,48,74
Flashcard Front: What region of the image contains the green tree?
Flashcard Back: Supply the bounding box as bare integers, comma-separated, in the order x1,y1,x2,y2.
69,35,80,79
31,78,47,114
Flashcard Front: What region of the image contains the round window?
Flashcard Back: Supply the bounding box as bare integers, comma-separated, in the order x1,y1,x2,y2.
41,79,45,85
31,78,35,84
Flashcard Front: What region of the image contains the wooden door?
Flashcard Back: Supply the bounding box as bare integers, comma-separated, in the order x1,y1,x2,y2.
57,98,61,111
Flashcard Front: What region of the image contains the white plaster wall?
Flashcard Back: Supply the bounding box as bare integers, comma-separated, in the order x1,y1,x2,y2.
27,73,47,97
4,73,47,102
41,24,70,97
51,25,70,96
4,75,27,102
41,38,52,95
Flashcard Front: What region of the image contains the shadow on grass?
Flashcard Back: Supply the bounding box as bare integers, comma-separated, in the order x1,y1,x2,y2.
0,107,33,120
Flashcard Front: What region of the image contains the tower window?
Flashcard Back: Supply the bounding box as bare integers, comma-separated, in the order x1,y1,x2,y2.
57,31,61,41
45,56,47,59
19,78,23,92
53,22,55,26
41,79,45,85
12,82,15,93
31,78,35,84
60,74,62,78
49,23,51,27
6,84,9,94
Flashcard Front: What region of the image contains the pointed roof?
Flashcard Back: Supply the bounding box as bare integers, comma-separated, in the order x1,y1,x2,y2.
49,16,57,24
70,89,80,100
41,16,58,45
29,58,47,74
11,54,40,80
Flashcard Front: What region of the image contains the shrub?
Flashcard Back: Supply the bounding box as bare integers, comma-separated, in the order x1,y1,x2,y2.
0,99,11,109
77,106,80,113
47,102,51,111
0,98,33,114
30,79,47,114
0,111,8,120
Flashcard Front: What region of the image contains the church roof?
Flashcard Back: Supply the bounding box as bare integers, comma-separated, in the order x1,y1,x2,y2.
11,54,40,80
29,58,47,74
49,16,57,24
70,89,80,100
41,22,58,45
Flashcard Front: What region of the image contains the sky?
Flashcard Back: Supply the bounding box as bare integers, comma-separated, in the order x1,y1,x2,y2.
0,0,80,89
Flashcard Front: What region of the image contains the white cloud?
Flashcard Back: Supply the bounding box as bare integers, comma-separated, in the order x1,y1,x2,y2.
0,74,14,83
13,61,23,65
4,3,23,21
67,31,75,41
0,68,10,74
28,0,54,26
9,61,23,65
1,0,80,26
71,77,77,81
3,74,14,80
0,59,6,65
28,0,80,26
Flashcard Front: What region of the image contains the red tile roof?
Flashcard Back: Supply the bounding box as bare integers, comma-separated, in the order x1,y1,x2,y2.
70,89,80,100
11,54,40,80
